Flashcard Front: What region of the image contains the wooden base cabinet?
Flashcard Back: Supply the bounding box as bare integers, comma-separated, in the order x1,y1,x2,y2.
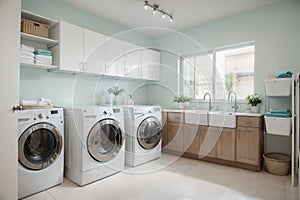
165,112,184,153
236,116,264,169
161,112,168,148
217,128,235,161
183,124,200,155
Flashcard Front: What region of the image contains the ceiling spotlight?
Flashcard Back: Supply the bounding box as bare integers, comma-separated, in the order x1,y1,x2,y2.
143,1,174,22
144,1,148,10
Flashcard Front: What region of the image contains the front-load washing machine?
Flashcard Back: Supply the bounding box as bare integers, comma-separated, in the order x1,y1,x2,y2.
123,105,162,167
18,108,64,199
64,106,125,186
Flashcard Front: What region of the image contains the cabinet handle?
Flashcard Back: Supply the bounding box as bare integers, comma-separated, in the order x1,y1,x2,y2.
79,61,84,71
105,66,109,73
84,62,87,70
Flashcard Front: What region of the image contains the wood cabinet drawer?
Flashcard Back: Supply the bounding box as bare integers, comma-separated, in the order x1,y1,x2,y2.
237,116,259,127
168,112,184,123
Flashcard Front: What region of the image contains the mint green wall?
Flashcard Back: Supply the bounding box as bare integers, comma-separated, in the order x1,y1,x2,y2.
21,0,153,107
148,0,300,154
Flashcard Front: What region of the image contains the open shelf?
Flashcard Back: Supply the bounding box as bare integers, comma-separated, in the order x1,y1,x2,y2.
20,62,58,70
20,32,58,47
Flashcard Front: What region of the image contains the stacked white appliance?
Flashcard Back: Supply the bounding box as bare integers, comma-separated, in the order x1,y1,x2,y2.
18,108,64,199
123,105,162,167
64,106,125,186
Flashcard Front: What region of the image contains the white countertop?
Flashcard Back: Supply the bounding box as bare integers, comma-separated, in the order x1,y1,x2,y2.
162,109,264,117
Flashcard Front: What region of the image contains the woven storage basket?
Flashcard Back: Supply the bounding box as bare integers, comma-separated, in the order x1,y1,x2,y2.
21,19,48,38
263,153,291,176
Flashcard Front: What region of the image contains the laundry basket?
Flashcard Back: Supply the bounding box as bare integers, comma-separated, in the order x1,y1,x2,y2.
263,153,291,176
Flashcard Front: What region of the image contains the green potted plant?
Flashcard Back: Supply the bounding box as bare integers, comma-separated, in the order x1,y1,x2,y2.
173,95,193,109
107,86,125,105
246,93,262,113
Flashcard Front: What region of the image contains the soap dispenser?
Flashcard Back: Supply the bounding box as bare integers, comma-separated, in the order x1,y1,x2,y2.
127,94,134,105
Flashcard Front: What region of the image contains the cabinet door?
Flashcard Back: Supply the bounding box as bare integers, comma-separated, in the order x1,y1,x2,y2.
105,37,125,77
166,122,184,153
84,29,106,75
59,21,84,72
236,127,259,165
161,112,168,148
141,49,160,81
124,42,141,79
184,124,200,155
199,126,218,158
217,128,236,161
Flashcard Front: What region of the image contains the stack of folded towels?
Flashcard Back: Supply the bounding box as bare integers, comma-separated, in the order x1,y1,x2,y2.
20,44,34,64
276,71,293,78
20,98,53,107
34,49,52,65
265,109,292,118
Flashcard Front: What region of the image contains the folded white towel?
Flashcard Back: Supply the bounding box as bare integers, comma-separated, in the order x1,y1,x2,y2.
21,55,34,60
20,59,34,64
35,58,53,62
35,60,52,65
35,55,52,60
20,100,37,106
20,44,34,52
21,50,34,57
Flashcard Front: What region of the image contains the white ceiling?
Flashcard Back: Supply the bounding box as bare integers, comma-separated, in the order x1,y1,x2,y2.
63,0,280,37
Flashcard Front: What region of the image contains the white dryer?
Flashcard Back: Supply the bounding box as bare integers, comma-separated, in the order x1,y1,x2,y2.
18,108,64,199
123,105,162,167
64,106,125,186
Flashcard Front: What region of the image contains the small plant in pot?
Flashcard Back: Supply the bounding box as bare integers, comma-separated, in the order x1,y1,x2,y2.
173,95,193,109
246,93,262,113
107,86,125,105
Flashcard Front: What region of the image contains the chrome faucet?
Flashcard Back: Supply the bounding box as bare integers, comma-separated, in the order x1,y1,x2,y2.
203,92,213,111
228,91,238,112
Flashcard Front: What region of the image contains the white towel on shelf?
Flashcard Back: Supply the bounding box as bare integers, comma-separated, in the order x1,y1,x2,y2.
20,58,34,64
35,60,52,65
35,55,52,60
21,55,34,60
20,44,34,52
20,50,34,57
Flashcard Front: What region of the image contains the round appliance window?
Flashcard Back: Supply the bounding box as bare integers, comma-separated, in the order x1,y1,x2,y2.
137,117,162,150
87,119,123,162
18,123,63,170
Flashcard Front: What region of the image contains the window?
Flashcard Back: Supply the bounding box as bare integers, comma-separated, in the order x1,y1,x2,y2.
182,45,254,100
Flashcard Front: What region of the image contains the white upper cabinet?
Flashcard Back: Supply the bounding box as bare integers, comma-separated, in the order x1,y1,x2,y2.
84,29,106,75
105,37,125,77
51,21,83,72
50,21,105,74
141,49,160,81
124,42,142,79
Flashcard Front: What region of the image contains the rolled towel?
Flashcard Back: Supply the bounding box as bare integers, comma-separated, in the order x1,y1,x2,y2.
20,100,37,106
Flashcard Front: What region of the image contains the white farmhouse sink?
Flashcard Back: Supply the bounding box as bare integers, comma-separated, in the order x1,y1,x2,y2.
184,110,208,126
208,111,236,128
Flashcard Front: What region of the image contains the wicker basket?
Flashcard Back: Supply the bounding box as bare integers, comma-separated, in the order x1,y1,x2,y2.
21,19,48,38
263,153,291,176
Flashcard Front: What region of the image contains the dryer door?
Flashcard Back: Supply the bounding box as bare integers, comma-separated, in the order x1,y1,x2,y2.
18,123,63,170
137,117,162,150
87,119,123,162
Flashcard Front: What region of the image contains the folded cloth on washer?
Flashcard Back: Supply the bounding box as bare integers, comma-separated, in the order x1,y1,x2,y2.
20,44,34,52
270,109,291,114
20,100,38,106
37,98,52,106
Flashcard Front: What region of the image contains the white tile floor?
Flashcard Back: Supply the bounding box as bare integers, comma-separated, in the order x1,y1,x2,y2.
24,154,298,200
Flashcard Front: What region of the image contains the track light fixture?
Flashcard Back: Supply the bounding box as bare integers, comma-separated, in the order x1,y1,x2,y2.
144,1,174,22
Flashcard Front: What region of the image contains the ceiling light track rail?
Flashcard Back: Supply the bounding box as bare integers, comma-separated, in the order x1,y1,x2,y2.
144,1,174,22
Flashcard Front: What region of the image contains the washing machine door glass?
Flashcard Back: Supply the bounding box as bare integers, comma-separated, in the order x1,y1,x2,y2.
87,119,123,162
137,117,162,150
18,123,63,170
